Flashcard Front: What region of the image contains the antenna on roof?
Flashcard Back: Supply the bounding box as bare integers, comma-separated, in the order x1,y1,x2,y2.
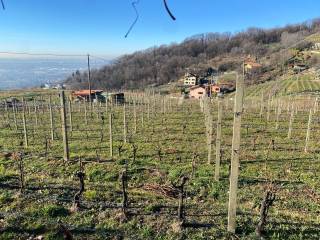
1,0,5,10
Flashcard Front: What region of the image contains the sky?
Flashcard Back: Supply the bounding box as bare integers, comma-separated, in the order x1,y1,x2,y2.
1,0,320,59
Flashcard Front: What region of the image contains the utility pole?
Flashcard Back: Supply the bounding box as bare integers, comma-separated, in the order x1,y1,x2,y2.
87,54,92,105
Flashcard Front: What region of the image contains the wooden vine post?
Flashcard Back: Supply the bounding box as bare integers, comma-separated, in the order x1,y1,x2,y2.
109,112,113,158
287,104,294,139
68,99,73,132
215,96,223,181
60,91,70,161
259,93,264,118
227,72,244,233
84,101,88,125
12,102,18,131
207,112,213,165
147,99,150,121
304,109,313,153
133,100,137,134
48,96,55,141
266,94,271,122
21,97,28,148
105,98,108,114
33,99,38,126
123,103,127,143
275,102,281,130
4,101,8,120
191,153,198,178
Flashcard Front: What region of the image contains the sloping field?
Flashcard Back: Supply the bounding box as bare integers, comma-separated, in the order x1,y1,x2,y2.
0,90,319,239
245,72,320,98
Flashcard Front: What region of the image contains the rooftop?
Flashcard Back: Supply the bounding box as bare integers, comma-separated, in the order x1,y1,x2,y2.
189,85,206,90
72,90,104,96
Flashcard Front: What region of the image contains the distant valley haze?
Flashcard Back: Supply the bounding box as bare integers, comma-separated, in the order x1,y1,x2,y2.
0,56,109,90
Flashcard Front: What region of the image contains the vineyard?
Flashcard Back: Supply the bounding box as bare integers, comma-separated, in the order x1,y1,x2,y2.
0,83,320,239
245,73,320,98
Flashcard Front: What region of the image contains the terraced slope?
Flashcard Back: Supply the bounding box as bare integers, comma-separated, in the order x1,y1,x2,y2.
245,72,320,98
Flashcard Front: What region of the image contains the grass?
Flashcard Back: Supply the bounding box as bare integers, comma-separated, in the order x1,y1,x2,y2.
245,72,320,98
0,89,319,239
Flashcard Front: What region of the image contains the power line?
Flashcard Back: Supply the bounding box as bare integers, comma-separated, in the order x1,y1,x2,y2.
90,55,111,62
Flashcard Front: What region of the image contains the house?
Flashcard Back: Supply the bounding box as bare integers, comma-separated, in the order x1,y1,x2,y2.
72,90,104,102
2,97,20,108
198,78,209,85
102,92,125,104
211,85,221,93
43,83,52,89
314,43,320,50
183,73,198,86
293,64,308,73
52,84,65,90
209,83,235,95
244,56,262,73
189,85,207,99
286,53,310,73
306,33,320,50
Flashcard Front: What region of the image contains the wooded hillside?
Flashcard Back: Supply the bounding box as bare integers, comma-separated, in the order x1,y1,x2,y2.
65,19,320,90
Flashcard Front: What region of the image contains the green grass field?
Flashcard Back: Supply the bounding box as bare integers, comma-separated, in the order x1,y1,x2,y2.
245,72,320,98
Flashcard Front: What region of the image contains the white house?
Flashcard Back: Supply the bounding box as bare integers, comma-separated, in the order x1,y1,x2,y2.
183,73,197,86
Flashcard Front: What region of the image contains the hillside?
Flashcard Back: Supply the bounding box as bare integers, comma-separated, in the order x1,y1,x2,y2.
65,19,320,90
244,71,320,98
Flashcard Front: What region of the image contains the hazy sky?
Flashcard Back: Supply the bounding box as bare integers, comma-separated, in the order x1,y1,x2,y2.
1,0,320,59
